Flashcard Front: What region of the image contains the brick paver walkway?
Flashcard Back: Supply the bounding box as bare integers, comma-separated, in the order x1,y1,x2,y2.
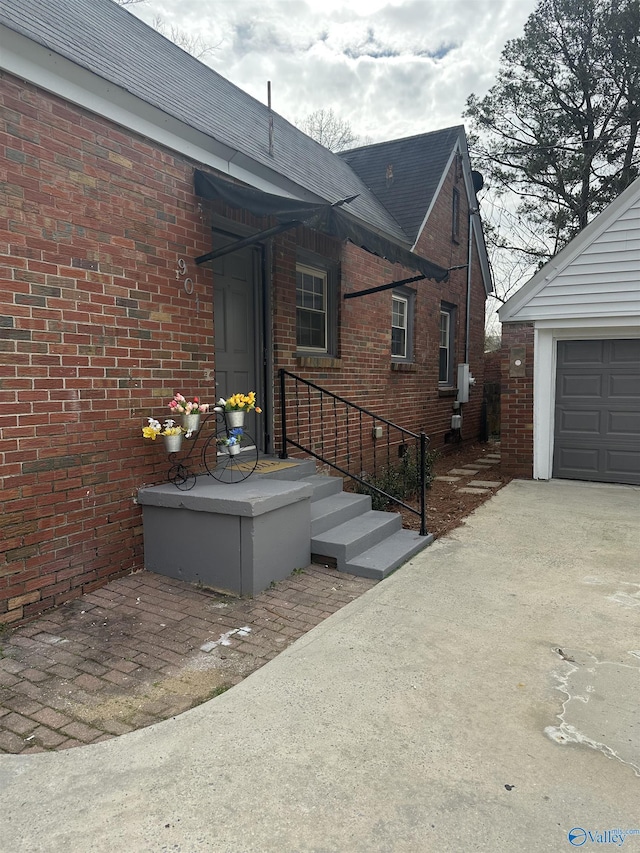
1,446,504,755
0,566,376,754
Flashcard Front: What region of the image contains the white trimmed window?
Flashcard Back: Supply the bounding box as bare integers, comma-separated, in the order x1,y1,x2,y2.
296,264,328,351
391,287,415,363
392,294,408,358
439,305,455,384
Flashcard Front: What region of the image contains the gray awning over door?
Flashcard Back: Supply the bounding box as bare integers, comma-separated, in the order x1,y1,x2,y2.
193,169,449,283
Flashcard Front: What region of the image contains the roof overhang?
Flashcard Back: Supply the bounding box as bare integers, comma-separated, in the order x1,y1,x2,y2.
499,176,640,323
194,170,449,283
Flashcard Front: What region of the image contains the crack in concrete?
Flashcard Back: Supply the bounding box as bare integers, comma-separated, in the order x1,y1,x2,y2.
545,649,640,777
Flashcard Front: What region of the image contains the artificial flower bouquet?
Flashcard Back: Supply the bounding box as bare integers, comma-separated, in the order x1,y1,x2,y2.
215,391,262,413
169,393,210,416
218,427,244,447
142,418,183,440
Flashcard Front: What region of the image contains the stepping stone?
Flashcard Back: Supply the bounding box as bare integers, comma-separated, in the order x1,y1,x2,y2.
448,468,480,476
457,486,491,495
468,480,502,488
484,455,501,461
435,475,461,482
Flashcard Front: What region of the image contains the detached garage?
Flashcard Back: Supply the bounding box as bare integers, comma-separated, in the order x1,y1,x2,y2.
499,177,640,485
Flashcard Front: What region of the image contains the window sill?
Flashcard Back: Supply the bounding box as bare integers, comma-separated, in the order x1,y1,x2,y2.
295,355,342,369
391,362,417,372
438,386,458,398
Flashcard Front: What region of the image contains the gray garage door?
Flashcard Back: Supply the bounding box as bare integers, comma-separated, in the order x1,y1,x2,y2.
553,339,640,485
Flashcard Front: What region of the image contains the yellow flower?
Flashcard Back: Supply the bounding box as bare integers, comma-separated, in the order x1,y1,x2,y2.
142,426,158,440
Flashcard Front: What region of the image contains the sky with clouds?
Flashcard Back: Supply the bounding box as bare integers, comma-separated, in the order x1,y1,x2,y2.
132,0,540,144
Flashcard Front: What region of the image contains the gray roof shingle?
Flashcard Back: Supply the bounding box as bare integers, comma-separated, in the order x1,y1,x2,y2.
339,127,464,243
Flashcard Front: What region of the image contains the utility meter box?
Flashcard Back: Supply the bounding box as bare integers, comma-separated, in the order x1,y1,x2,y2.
457,363,476,403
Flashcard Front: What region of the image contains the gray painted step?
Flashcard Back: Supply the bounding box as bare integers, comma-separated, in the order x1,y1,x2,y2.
259,459,428,584
303,474,345,502
311,511,401,566
255,458,316,481
345,530,434,580
311,492,372,536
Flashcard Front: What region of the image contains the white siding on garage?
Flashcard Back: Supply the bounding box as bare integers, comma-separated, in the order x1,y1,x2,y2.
513,197,640,321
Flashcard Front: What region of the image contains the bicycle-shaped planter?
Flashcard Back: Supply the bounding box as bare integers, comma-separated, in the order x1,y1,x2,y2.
167,409,259,490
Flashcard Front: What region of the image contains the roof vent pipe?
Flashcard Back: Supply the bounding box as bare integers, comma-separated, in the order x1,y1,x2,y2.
267,81,274,157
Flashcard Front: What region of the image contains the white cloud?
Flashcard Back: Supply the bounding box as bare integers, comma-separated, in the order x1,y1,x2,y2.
133,0,538,142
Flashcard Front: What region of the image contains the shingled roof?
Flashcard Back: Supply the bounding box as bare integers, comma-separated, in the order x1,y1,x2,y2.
0,0,408,245
339,127,465,243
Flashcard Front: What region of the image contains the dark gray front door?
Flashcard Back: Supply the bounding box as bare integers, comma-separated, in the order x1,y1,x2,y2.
212,243,261,446
553,339,640,485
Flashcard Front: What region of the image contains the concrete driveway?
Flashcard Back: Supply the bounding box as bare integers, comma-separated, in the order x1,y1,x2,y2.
1,478,639,853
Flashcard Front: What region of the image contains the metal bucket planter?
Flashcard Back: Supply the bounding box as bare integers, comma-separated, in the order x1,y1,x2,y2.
225,411,245,428
227,443,241,456
163,433,183,453
182,413,201,435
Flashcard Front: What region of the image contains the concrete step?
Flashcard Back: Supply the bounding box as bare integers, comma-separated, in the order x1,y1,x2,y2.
255,457,317,481
256,457,428,585
311,492,372,536
303,474,344,502
311,511,402,567
345,530,434,580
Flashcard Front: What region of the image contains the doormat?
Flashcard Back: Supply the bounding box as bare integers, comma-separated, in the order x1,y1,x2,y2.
234,459,301,474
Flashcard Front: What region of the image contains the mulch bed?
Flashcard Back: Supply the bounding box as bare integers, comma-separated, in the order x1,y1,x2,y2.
399,440,511,538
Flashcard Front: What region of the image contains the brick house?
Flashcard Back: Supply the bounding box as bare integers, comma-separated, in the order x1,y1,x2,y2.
0,0,492,623
499,177,640,484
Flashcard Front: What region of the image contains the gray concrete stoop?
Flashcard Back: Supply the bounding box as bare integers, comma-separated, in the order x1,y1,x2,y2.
258,459,434,580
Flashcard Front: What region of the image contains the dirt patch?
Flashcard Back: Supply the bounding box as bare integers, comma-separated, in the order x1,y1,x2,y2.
67,661,232,729
401,440,510,538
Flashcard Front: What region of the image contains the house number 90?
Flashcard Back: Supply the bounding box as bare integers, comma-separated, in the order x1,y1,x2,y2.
176,258,194,293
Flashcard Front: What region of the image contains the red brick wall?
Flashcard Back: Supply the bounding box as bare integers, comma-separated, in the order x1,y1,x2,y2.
1,72,488,623
484,350,501,384
270,157,488,452
500,322,535,477
0,74,216,624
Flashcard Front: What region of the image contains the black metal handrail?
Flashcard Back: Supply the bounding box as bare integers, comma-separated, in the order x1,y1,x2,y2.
279,369,430,535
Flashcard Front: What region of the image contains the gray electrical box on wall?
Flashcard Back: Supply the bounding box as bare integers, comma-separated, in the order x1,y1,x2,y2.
456,363,476,403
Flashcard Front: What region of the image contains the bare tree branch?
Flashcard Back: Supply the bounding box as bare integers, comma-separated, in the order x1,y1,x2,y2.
297,109,362,152
152,16,217,60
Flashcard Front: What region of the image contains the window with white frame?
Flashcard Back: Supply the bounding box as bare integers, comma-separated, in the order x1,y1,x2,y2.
296,264,328,351
439,304,455,384
391,294,408,359
391,287,415,363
